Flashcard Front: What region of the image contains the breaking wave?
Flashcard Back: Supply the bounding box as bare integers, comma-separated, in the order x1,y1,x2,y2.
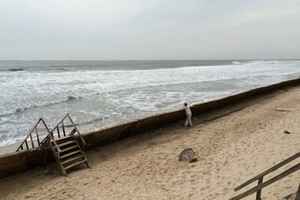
0,95,82,117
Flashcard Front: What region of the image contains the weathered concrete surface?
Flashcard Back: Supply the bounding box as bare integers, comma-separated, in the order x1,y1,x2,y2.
0,148,53,178
1,78,300,179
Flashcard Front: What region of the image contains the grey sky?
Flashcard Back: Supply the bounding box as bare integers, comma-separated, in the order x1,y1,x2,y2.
0,0,299,60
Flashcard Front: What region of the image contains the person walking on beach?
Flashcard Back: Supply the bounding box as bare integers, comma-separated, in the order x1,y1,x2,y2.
184,103,192,127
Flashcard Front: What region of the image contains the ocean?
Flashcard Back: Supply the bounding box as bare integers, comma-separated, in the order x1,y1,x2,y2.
0,60,299,147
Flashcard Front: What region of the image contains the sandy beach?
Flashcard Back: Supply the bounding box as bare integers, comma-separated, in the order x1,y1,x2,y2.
0,86,300,200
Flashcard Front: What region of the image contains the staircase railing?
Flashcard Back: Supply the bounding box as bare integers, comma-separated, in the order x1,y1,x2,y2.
229,152,300,200
40,113,87,148
16,113,87,152
16,118,51,151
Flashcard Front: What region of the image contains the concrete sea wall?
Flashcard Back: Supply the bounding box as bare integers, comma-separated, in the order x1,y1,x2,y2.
1,78,300,179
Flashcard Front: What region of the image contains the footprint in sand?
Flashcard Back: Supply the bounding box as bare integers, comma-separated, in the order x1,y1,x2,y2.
56,188,80,199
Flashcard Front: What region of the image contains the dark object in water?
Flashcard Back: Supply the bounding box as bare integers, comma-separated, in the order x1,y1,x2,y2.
9,68,25,72
67,96,77,101
179,148,197,162
284,130,291,134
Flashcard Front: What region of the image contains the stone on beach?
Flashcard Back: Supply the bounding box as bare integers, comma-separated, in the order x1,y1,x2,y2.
178,148,198,163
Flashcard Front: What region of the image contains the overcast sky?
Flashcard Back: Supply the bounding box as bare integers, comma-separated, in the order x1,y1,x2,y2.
0,0,299,60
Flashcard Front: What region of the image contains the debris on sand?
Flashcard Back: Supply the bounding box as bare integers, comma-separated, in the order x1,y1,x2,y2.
179,148,197,163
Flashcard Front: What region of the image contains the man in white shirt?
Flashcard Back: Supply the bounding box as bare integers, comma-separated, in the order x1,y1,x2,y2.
184,103,192,127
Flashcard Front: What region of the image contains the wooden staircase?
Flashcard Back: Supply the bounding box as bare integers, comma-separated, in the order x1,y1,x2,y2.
43,114,91,176
17,113,91,176
49,135,90,176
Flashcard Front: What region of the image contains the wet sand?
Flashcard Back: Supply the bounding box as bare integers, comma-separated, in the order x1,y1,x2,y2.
0,86,299,200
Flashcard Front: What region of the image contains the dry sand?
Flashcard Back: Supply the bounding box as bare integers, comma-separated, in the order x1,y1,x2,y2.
0,86,300,200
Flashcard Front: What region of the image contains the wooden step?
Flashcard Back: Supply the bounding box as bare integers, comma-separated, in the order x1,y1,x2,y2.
64,159,87,170
61,155,85,165
60,150,81,159
59,145,78,152
53,136,73,144
56,140,76,147
48,133,89,175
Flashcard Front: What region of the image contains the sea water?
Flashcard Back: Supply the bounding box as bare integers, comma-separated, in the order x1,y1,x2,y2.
0,60,299,147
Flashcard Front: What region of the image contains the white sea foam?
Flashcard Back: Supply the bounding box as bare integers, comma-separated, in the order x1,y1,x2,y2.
0,60,300,147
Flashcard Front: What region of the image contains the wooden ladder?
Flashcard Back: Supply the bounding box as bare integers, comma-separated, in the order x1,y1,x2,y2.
49,135,90,176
